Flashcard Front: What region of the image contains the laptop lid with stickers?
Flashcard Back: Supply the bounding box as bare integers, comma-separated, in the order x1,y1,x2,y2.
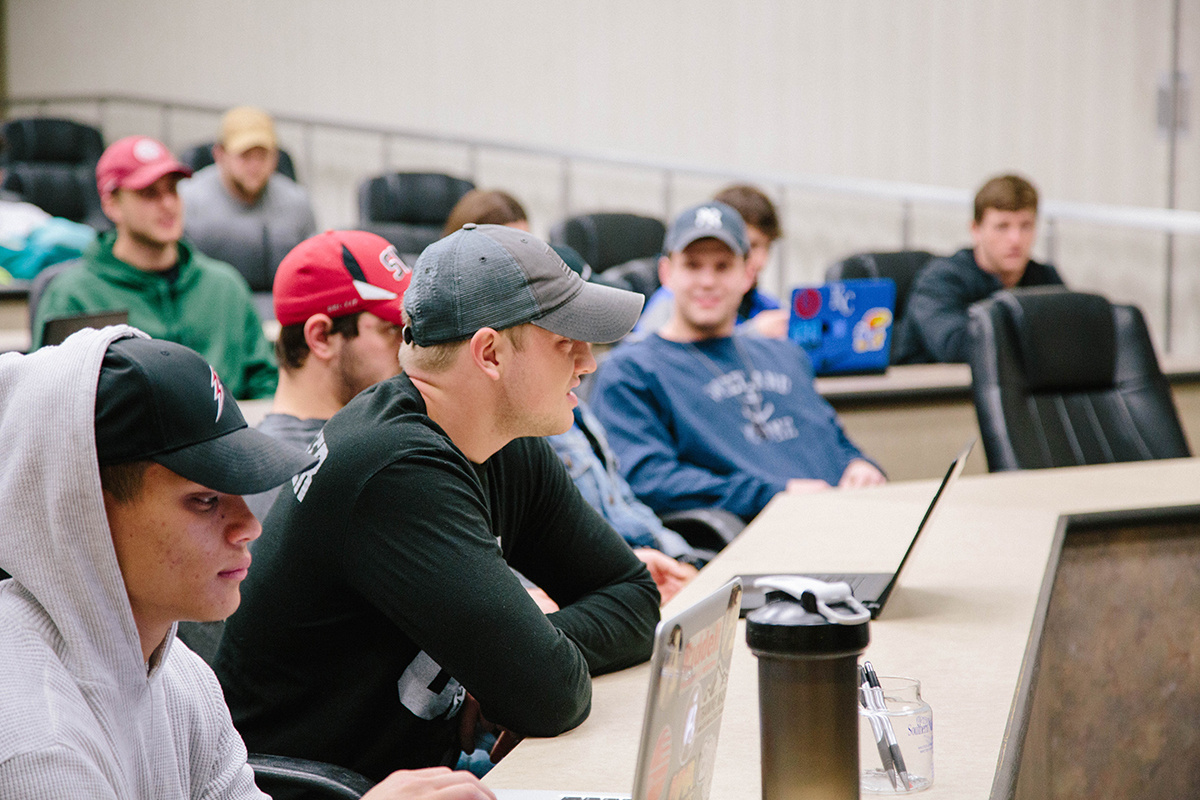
492,578,742,800
787,278,896,376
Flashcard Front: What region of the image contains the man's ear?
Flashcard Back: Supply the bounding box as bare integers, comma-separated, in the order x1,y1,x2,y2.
735,256,755,294
302,314,338,361
968,218,982,247
469,327,504,381
99,190,121,227
658,255,673,290
212,143,226,166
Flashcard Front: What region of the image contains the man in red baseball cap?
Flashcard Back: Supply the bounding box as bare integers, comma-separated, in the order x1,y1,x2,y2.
240,229,411,521
31,135,277,400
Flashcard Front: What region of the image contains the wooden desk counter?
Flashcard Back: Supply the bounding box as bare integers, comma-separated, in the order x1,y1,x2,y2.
484,458,1200,799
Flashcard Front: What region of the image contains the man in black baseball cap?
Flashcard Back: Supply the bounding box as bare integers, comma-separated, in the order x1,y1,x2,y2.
217,225,659,780
0,326,494,799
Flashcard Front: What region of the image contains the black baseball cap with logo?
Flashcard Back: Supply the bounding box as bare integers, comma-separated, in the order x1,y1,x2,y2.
94,337,316,495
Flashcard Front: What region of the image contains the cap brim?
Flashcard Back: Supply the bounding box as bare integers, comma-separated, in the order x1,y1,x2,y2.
534,281,645,344
224,132,277,155
154,426,317,496
669,229,745,256
361,297,405,327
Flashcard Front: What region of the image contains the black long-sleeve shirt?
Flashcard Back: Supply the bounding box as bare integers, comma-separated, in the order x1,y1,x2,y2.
214,374,659,780
892,248,1064,364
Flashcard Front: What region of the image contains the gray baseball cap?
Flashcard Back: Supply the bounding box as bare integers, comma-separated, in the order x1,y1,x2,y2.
664,200,750,256
403,223,644,346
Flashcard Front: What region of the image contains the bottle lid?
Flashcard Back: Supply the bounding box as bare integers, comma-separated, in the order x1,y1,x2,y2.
745,579,871,657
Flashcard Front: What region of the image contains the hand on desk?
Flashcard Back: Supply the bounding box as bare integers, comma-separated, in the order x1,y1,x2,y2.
361,766,496,799
786,478,833,495
838,459,887,489
458,692,525,766
526,585,560,613
634,548,698,605
746,308,789,339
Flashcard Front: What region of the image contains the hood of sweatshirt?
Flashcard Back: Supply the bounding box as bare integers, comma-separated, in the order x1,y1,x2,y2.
0,324,173,689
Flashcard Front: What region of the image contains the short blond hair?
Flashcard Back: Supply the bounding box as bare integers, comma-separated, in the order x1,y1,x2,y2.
398,319,528,374
399,338,466,374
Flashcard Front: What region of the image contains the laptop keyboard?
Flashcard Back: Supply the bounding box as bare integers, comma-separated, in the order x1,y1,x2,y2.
809,573,868,593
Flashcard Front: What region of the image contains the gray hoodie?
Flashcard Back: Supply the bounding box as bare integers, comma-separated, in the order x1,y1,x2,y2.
0,326,265,798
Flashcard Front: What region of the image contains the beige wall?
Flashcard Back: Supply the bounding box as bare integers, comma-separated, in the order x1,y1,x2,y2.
7,0,1200,350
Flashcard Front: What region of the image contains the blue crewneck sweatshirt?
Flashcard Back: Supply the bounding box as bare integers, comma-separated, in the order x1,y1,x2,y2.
590,333,870,520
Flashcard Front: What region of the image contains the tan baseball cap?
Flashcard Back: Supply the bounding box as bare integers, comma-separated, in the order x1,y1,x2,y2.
220,106,278,155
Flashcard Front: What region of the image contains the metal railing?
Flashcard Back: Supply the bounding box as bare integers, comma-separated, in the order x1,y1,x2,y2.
7,93,1200,351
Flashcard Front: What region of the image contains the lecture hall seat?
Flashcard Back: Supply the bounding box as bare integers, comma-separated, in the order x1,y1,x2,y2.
966,287,1190,471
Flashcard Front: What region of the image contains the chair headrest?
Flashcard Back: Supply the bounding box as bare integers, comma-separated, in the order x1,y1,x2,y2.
360,173,474,225
996,288,1116,391
2,118,104,165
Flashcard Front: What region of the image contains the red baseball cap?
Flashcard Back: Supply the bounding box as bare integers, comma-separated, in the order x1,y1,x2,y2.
273,230,412,327
96,136,192,197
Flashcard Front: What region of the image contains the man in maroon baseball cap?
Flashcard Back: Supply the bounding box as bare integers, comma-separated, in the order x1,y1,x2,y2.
242,229,412,520
31,135,278,400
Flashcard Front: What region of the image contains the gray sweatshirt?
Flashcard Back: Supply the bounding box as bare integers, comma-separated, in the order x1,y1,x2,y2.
0,326,265,799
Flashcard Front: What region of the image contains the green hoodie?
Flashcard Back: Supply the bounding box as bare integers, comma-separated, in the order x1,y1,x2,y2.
32,231,277,399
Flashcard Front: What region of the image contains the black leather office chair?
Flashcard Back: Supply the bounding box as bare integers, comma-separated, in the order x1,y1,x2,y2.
247,754,374,799
27,261,77,339
967,288,1190,472
169,635,374,799
824,250,936,324
185,221,291,301
357,172,475,259
179,142,299,182
549,212,666,274
660,508,745,556
597,256,661,300
0,117,109,230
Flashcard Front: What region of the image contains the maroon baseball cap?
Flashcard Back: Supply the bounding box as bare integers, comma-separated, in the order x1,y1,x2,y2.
96,136,192,197
273,230,412,327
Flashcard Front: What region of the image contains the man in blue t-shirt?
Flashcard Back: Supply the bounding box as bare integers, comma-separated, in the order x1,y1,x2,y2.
590,201,885,522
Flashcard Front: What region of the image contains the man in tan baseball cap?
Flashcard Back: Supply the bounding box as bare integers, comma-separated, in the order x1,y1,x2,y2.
179,106,317,290
214,106,282,206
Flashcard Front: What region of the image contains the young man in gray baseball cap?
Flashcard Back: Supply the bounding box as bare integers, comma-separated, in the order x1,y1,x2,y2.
589,201,885,523
216,224,658,780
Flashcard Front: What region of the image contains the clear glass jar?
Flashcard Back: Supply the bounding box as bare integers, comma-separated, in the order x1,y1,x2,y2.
858,676,934,793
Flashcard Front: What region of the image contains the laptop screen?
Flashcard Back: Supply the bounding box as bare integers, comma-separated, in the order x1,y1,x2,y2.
42,311,129,347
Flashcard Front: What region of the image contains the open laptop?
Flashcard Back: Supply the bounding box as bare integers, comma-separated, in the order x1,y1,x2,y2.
493,578,743,800
787,278,896,376
738,439,975,619
42,310,129,347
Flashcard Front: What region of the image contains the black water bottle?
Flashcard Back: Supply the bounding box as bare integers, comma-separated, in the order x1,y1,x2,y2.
746,577,871,800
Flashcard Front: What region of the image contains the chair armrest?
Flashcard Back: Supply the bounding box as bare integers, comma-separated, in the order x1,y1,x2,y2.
659,508,745,553
247,753,376,799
